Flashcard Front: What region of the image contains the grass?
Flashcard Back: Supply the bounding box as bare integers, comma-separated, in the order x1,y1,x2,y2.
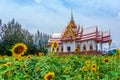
0,53,120,80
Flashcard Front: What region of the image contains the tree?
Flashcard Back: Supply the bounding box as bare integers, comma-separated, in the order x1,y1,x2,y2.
0,19,49,55
0,19,2,39
33,30,49,54
0,19,33,55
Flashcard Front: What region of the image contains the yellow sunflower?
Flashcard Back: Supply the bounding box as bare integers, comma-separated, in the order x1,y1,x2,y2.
75,48,80,53
14,57,21,61
117,49,120,58
39,52,44,57
103,58,109,63
2,64,7,67
82,66,87,71
12,43,27,57
92,64,97,72
27,55,31,58
24,75,29,79
52,40,58,49
85,60,90,67
6,62,11,66
22,64,27,68
92,64,96,69
92,68,96,73
44,72,55,80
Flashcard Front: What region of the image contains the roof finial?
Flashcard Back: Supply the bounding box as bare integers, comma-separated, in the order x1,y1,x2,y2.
71,9,73,21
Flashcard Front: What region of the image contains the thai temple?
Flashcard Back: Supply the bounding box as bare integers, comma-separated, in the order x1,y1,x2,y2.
48,12,112,54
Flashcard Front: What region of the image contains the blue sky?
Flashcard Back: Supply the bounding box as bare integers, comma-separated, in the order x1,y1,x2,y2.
0,0,120,48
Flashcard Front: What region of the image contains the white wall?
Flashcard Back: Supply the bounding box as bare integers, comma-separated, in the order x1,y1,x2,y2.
49,44,62,52
80,41,88,51
79,40,97,51
63,41,76,52
88,40,96,50
58,44,62,52
49,40,97,52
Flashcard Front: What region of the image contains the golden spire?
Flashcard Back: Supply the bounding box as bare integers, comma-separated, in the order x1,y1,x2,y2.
68,10,76,29
71,9,73,21
61,10,77,40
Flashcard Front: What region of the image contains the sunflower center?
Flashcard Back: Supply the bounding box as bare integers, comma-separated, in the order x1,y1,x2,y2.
83,67,86,70
76,49,78,51
105,59,109,62
54,43,57,48
15,58,19,61
47,74,53,80
14,46,24,54
27,56,31,58
86,62,89,65
41,54,44,56
93,65,96,68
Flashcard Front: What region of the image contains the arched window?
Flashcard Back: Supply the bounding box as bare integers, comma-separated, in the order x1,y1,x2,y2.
83,44,86,52
67,46,71,52
89,44,93,51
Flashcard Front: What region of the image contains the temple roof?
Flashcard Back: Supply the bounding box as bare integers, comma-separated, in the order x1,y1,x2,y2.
47,12,112,46
52,33,62,38
61,11,77,40
67,11,77,29
103,31,110,37
82,26,97,35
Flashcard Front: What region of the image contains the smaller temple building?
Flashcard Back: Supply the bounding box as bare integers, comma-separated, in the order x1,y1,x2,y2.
48,12,112,54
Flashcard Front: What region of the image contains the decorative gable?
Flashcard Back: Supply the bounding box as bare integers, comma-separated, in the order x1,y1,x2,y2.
61,11,76,40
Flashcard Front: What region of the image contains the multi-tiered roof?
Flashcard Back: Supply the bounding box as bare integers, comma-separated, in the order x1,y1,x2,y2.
48,12,112,46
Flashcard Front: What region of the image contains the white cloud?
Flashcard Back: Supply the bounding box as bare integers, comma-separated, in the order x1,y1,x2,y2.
0,0,120,47
35,0,42,4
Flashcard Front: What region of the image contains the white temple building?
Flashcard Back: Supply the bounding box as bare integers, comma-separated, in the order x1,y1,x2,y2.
48,12,112,54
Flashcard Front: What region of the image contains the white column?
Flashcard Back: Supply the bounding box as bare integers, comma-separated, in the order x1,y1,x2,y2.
100,43,102,51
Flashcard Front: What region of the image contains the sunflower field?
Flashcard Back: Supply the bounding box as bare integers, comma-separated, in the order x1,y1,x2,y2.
0,42,120,80
0,52,120,80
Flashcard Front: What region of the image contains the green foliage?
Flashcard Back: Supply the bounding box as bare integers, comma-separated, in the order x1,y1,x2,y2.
0,19,33,55
0,19,49,55
0,54,120,80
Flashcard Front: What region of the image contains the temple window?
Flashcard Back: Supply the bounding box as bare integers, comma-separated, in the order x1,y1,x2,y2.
67,46,71,52
90,44,93,51
83,44,86,52
61,46,63,52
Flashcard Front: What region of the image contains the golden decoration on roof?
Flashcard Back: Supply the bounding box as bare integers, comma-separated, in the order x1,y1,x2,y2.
69,10,77,28
62,11,76,40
